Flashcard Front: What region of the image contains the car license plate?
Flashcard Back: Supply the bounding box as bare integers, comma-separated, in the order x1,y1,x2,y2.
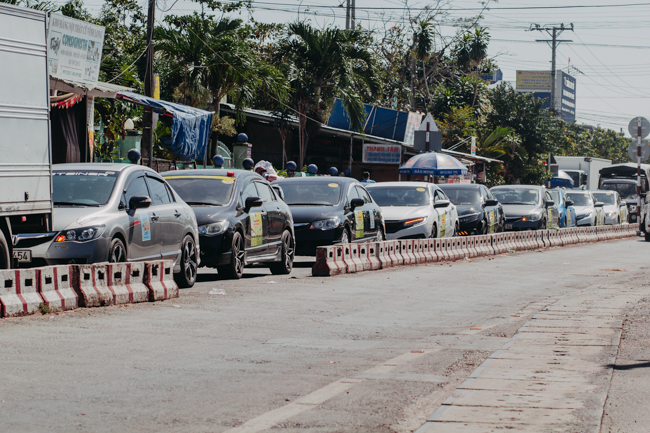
13,250,32,263
505,223,513,230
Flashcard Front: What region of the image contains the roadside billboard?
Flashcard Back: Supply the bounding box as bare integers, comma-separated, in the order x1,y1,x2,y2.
517,70,576,122
47,14,105,85
558,71,576,122
362,143,402,164
516,70,551,92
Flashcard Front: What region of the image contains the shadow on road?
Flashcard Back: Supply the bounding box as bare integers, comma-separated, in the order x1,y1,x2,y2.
607,360,650,370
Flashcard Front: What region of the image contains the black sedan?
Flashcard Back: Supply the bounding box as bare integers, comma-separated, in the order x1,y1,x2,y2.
162,169,295,279
490,185,560,231
438,183,505,235
272,177,384,255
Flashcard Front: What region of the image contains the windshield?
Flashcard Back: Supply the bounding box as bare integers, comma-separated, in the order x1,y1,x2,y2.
276,181,342,206
601,182,637,199
439,188,480,206
368,186,430,206
164,175,235,206
565,171,581,187
592,192,616,205
548,190,561,204
567,192,594,207
492,188,539,205
52,170,119,206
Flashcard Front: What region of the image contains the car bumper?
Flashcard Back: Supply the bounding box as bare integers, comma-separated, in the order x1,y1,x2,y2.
458,218,483,235
294,226,343,255
32,236,111,265
576,217,594,226
198,232,232,267
604,215,618,225
504,219,544,231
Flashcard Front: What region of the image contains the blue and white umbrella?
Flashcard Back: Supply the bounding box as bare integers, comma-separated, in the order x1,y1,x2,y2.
399,152,468,176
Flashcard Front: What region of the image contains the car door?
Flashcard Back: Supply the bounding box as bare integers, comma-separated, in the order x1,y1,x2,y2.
254,181,283,255
241,181,268,256
356,185,378,240
145,173,184,262
122,171,161,261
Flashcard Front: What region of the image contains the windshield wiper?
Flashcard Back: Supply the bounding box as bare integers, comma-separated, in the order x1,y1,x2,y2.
185,201,222,206
53,201,97,207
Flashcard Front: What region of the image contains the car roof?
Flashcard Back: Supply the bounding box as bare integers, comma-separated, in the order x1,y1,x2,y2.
491,185,544,190
365,181,433,188
159,168,261,178
437,183,482,190
53,163,136,173
274,176,357,184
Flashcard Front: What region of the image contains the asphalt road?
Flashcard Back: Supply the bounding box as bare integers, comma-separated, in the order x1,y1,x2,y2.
0,238,648,433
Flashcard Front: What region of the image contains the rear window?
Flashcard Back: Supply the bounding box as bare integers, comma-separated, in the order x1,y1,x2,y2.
53,170,119,206
164,175,235,206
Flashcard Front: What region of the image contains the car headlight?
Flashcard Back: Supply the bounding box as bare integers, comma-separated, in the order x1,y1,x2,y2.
55,226,105,242
404,216,427,227
606,211,616,217
526,212,542,221
311,217,341,230
198,221,229,236
459,212,481,222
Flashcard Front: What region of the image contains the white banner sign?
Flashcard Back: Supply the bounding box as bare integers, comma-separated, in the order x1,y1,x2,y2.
362,143,402,164
48,14,105,85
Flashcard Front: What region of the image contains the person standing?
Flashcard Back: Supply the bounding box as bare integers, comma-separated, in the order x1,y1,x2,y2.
361,171,376,183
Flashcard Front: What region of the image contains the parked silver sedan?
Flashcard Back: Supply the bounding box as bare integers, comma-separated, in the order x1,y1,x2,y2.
592,190,626,225
366,182,459,239
23,164,200,287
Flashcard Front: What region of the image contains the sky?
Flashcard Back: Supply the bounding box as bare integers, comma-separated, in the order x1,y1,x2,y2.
69,0,650,136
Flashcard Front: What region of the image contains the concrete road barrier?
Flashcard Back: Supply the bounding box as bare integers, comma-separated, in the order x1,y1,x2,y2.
144,261,179,301
72,265,113,307
312,245,345,276
0,269,43,317
357,243,372,271
107,262,150,304
36,265,78,313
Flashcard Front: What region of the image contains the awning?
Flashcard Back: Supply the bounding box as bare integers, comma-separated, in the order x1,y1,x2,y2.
117,91,213,161
50,77,133,98
50,92,83,108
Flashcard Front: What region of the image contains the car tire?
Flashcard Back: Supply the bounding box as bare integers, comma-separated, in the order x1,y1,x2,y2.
429,224,437,238
0,229,9,270
645,232,650,242
218,231,245,279
376,227,384,242
453,223,459,237
108,238,127,263
270,230,294,275
482,218,488,234
175,235,198,288
541,218,547,230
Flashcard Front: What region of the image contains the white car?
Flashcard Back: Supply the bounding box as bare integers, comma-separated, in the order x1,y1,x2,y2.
366,182,459,239
592,191,625,225
566,191,605,226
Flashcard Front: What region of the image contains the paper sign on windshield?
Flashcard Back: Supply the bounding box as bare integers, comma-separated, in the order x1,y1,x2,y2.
141,213,151,241
251,212,263,247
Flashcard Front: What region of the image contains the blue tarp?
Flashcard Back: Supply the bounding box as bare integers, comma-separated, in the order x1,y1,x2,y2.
327,98,414,142
117,92,213,161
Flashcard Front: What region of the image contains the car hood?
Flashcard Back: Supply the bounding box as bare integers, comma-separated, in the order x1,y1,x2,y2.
603,204,618,213
288,205,341,224
53,206,112,231
573,205,594,215
191,205,234,225
501,204,541,217
455,205,482,217
380,206,430,221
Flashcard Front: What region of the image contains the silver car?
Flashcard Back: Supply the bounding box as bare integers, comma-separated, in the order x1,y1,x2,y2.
592,190,625,225
23,164,200,287
566,190,604,227
366,182,459,239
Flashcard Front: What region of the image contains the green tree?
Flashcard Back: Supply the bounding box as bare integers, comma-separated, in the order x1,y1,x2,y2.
275,22,381,167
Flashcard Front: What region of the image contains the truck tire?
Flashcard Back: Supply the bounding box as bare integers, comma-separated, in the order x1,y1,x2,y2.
0,230,9,269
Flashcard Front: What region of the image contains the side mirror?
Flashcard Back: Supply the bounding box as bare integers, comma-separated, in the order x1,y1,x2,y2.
485,199,499,207
129,196,151,210
545,200,555,207
566,199,574,207
434,199,451,209
595,201,605,208
244,196,263,213
350,198,365,211
272,185,284,201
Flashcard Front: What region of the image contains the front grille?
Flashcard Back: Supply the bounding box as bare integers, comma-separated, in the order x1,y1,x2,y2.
293,223,311,232
384,221,404,234
505,217,521,223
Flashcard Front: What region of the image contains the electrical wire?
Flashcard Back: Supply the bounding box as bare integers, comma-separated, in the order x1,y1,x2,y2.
107,43,149,83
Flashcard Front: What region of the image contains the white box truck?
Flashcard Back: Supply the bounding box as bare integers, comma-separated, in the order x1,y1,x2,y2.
0,3,53,269
554,156,611,190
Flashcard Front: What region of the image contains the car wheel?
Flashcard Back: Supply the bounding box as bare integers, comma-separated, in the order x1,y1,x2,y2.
453,223,459,237
218,231,245,279
175,235,197,288
340,228,350,245
429,224,437,238
0,230,9,270
541,218,547,230
376,227,384,242
108,238,126,263
482,218,488,234
270,230,294,275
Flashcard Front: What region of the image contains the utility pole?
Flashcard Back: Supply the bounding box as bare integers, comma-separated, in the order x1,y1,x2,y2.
345,0,350,29
142,0,155,168
351,0,355,28
529,23,573,117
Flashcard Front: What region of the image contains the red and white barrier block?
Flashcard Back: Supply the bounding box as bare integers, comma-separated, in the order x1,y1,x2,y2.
106,262,150,304
72,264,114,307
145,261,179,301
0,269,43,317
36,265,78,312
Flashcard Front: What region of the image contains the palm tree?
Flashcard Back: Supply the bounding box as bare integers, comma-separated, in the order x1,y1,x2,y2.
276,22,381,168
454,28,490,108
